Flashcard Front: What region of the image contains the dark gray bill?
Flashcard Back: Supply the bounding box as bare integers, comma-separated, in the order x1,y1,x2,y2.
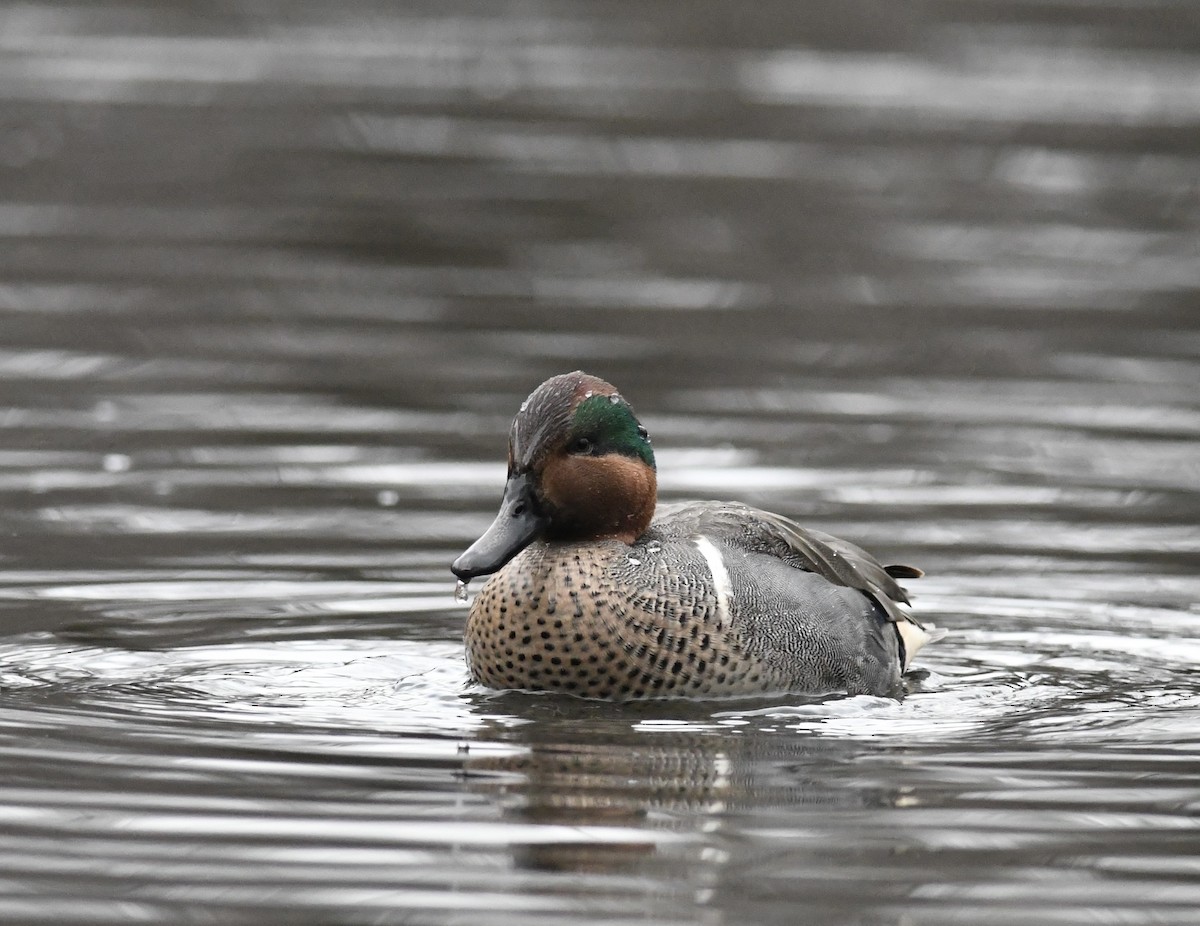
451,471,547,581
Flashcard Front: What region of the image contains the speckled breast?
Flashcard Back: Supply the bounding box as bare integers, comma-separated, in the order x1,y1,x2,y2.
463,539,792,699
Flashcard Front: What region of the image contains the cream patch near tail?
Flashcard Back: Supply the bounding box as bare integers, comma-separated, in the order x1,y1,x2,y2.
896,619,948,670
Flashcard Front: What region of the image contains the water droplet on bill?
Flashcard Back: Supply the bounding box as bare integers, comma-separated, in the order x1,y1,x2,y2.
454,579,470,603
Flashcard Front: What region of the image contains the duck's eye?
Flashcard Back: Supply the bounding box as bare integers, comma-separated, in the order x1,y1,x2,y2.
637,425,650,443
569,437,593,455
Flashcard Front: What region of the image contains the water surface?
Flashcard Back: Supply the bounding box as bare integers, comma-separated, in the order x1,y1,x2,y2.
1,2,1198,924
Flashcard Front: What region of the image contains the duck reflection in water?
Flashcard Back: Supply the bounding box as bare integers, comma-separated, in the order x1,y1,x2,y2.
460,696,916,876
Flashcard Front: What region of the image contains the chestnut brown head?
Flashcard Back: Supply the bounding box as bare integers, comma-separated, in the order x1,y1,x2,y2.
451,372,656,581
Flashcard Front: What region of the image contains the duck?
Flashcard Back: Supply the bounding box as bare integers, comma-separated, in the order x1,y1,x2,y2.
451,371,943,700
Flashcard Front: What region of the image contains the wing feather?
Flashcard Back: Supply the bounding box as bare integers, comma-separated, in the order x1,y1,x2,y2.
654,501,922,624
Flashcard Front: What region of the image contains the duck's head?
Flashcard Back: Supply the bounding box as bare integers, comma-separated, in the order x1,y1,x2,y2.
451,371,657,582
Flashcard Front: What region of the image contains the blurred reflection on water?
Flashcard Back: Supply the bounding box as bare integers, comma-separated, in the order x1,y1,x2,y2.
1,2,1198,924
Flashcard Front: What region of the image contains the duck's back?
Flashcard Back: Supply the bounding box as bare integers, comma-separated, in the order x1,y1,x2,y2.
464,501,911,699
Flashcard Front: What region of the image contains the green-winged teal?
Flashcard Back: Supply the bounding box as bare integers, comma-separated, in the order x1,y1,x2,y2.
452,371,943,699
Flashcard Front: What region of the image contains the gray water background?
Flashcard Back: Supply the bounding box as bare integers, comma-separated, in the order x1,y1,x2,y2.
1,2,1198,924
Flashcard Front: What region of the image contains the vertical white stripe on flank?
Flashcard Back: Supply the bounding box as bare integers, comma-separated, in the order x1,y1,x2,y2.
694,536,731,621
